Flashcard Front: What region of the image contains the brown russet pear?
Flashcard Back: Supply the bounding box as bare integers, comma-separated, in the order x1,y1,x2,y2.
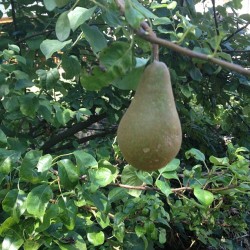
117,60,182,171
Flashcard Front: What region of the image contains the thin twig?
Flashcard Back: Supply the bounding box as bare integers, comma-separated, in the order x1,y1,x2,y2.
18,29,54,43
207,185,236,192
211,0,219,36
112,183,193,193
223,22,250,43
223,50,250,53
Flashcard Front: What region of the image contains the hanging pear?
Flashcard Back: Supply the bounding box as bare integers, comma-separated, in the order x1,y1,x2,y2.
117,60,182,171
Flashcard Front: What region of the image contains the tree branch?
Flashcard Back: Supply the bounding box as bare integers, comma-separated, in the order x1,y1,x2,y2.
222,22,250,43
222,50,250,54
115,0,250,77
211,0,219,36
111,183,193,193
18,29,54,43
50,128,116,153
137,27,250,76
41,113,106,153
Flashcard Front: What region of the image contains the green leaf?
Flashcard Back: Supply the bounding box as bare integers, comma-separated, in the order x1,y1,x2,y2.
155,179,172,197
189,67,202,81
239,14,250,22
43,0,56,11
113,221,125,243
56,11,70,41
46,68,60,87
180,84,193,98
8,44,20,53
121,165,143,197
15,79,34,90
2,190,26,222
0,156,13,174
13,70,29,80
81,24,107,54
193,187,214,206
108,187,128,203
96,212,110,229
112,65,144,90
68,7,96,32
55,0,70,8
87,231,105,246
58,159,79,189
55,108,74,126
23,240,41,250
162,171,179,180
230,159,249,176
89,167,113,187
232,0,242,9
19,150,44,184
136,171,153,185
38,99,53,122
99,41,133,77
159,158,180,173
40,39,72,59
209,156,229,166
26,184,53,221
159,228,167,244
135,225,146,237
185,148,205,162
84,190,108,212
58,198,77,230
167,1,177,10
125,0,144,28
19,95,39,118
7,138,27,154
62,55,81,79
57,232,87,250
73,150,98,173
153,17,171,25
37,154,53,172
131,0,157,19
14,55,27,64
81,66,115,91
0,217,17,236
217,52,232,62
2,233,24,250
36,204,59,232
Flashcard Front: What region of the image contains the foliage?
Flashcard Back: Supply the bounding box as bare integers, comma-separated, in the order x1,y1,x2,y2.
0,0,249,249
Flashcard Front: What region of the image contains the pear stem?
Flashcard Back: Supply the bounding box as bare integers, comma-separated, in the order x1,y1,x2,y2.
140,21,159,61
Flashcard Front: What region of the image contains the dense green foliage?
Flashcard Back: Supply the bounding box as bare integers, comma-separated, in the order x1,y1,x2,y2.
0,0,249,249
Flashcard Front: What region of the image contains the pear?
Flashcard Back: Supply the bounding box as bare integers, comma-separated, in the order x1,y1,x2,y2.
117,60,182,171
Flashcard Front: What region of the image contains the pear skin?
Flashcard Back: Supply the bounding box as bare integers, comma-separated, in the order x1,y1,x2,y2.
117,60,182,171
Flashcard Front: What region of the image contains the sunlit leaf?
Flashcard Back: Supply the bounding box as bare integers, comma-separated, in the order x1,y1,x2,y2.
40,39,72,59
185,148,205,162
87,231,105,246
26,184,53,221
155,179,172,197
2,189,27,221
121,165,143,197
56,11,70,41
68,7,96,32
194,187,214,206
81,24,107,53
